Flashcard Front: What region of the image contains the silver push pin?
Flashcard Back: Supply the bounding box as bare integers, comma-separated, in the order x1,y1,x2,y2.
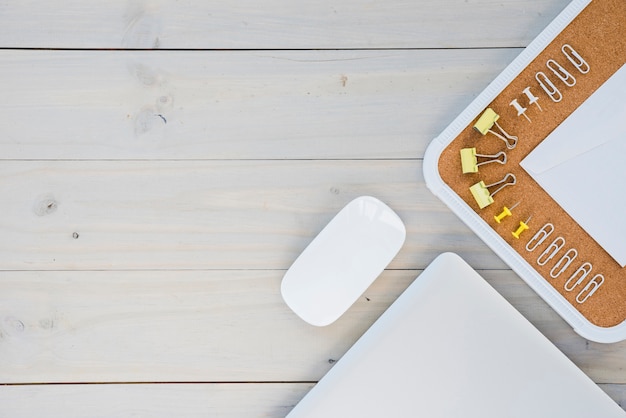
522,87,542,111
510,99,531,122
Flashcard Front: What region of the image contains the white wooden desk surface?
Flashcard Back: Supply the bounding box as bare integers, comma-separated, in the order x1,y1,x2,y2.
1,1,625,415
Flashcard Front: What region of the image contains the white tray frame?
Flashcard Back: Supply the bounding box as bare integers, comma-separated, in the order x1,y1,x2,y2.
423,0,626,343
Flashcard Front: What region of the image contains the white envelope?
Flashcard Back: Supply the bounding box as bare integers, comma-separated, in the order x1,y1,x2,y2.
520,64,626,267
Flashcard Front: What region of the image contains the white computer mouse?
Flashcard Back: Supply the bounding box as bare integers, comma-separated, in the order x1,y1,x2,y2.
281,196,406,326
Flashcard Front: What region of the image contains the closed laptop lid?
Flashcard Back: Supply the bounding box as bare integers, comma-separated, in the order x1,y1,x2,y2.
286,253,625,418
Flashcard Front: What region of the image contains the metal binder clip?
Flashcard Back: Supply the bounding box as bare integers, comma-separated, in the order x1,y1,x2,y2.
536,72,562,103
522,87,542,111
576,274,604,304
494,202,519,224
562,44,590,74
469,173,516,209
473,108,518,149
537,236,565,266
526,223,554,252
509,99,531,122
550,248,578,278
564,262,592,292
460,147,506,174
546,59,576,87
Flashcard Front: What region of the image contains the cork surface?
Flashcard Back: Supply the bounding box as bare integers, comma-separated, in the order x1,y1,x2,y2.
438,0,626,327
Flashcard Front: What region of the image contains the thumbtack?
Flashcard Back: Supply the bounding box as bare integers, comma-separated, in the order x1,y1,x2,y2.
512,216,531,239
522,87,542,111
460,147,507,174
494,202,520,224
473,108,518,149
469,173,516,209
509,99,531,122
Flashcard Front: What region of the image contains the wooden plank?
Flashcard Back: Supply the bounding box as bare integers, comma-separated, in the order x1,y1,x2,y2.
0,383,623,416
0,383,315,418
0,270,416,383
0,49,521,160
0,160,506,271
2,269,626,384
0,1,570,49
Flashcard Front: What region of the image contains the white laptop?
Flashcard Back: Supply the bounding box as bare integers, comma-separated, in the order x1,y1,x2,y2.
286,253,625,417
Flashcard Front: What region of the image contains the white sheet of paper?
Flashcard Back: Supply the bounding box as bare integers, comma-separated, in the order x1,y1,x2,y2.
520,64,626,267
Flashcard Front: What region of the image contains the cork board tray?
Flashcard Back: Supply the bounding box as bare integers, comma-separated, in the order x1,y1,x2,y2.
424,0,626,343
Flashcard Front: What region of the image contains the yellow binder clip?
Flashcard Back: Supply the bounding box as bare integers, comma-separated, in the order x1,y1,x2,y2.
460,148,507,174
473,108,518,149
469,173,516,209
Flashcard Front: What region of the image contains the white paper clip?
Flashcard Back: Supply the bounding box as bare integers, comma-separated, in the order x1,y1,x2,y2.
522,87,542,111
547,59,576,87
526,223,554,252
549,248,578,278
576,274,604,304
473,108,518,149
469,173,516,209
564,262,593,292
537,236,565,266
562,44,590,74
509,99,530,122
460,147,507,174
536,72,562,103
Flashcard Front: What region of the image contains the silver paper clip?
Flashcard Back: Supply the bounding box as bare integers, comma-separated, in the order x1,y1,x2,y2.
536,72,562,103
576,274,604,304
564,262,593,292
537,236,565,266
562,44,590,74
550,248,578,278
547,59,576,87
526,223,554,252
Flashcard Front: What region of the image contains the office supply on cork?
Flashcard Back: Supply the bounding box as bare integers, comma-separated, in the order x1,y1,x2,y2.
494,202,519,224
512,216,531,239
473,108,518,149
424,0,626,342
460,147,506,173
550,249,578,279
509,98,531,122
285,254,626,418
522,86,542,111
469,173,516,209
562,44,590,73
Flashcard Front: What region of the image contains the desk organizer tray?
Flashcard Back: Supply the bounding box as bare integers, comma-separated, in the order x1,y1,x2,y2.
424,0,626,343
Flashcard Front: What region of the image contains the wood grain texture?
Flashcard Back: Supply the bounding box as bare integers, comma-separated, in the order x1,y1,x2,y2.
0,1,570,49
0,49,521,160
2,0,624,414
2,269,626,385
0,160,506,271
0,383,315,417
1,383,623,417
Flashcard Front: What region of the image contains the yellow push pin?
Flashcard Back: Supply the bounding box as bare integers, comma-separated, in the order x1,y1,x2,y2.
512,216,532,239
473,108,518,149
460,148,507,174
494,202,520,224
469,173,516,209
